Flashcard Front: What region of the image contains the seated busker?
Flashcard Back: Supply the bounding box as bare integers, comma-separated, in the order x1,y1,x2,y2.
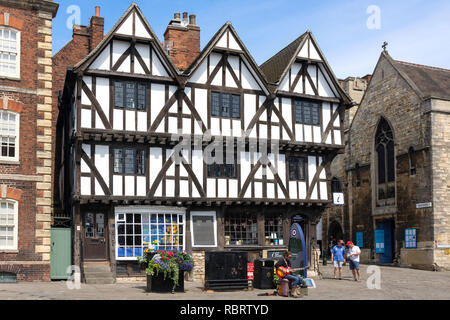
275,251,304,296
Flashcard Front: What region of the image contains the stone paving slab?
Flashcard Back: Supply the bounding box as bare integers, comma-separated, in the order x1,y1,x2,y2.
0,264,449,300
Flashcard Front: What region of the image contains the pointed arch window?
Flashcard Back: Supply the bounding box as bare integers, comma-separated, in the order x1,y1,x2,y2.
376,118,395,201
408,147,416,176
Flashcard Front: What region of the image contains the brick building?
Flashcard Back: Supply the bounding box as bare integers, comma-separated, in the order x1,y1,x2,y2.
0,0,58,281
322,50,450,271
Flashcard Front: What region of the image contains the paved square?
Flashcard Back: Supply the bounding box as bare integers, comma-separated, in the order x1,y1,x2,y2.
0,264,449,300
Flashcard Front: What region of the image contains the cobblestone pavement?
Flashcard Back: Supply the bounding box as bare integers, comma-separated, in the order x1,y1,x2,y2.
0,264,449,300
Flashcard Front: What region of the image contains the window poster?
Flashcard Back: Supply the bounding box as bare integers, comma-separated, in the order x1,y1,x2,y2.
405,228,417,249
375,229,385,254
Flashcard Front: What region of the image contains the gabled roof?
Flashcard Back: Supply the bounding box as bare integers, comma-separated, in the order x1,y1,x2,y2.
259,33,308,84
393,60,450,101
260,31,352,105
183,22,270,93
381,51,450,101
73,3,179,78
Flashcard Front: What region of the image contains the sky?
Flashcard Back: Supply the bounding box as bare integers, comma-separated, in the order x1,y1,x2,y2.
52,0,450,79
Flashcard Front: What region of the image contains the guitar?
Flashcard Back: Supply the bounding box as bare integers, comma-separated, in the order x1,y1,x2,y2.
276,266,306,278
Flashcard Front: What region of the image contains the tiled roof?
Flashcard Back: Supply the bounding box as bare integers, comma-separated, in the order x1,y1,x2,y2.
393,60,450,100
259,33,307,84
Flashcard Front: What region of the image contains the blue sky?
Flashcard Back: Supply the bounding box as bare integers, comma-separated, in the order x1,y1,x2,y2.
52,0,450,79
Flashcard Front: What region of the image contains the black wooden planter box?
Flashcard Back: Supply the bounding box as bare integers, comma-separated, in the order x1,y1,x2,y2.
146,270,184,293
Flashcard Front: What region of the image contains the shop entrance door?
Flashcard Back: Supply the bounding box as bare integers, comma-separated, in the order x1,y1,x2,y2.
83,213,107,261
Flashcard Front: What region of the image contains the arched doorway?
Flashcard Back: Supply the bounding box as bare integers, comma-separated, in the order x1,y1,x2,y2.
328,220,343,244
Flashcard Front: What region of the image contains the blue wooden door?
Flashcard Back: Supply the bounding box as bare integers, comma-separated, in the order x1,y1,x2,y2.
380,221,393,264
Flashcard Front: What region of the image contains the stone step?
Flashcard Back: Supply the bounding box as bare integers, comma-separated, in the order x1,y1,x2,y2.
83,272,114,279
84,277,115,285
83,266,112,273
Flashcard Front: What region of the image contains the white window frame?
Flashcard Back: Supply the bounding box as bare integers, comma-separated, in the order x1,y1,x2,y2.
0,27,20,80
0,110,20,163
190,211,217,248
0,199,18,251
114,206,186,261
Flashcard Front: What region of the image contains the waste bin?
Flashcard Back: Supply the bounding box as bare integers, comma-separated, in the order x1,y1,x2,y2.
323,251,328,266
253,259,275,289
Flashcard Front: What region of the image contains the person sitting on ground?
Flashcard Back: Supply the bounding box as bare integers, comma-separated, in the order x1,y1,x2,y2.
346,241,361,281
331,240,346,280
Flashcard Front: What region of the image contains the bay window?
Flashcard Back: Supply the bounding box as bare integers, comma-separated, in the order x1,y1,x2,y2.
116,207,185,260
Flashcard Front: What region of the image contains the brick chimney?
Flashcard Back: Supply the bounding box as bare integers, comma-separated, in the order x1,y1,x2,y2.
164,12,200,71
89,6,104,51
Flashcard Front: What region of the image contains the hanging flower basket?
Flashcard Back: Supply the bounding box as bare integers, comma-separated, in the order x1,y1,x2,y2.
139,249,194,293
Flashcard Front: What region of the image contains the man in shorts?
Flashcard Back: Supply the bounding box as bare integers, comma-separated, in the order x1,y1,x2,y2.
331,240,346,280
346,241,361,281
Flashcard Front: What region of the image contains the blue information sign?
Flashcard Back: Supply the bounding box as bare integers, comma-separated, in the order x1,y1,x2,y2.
356,232,364,248
405,228,417,249
375,230,385,254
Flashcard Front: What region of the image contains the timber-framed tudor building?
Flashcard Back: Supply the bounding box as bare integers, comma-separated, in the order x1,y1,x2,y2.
56,3,352,282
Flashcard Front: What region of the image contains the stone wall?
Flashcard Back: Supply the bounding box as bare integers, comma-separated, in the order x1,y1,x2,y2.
430,99,450,270
192,251,205,283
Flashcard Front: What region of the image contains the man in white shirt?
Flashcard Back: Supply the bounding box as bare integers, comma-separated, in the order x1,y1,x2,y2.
346,241,361,281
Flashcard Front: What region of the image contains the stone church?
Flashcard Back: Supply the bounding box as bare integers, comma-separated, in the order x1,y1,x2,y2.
322,50,450,271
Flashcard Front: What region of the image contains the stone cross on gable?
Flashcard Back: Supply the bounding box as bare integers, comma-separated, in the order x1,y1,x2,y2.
382,41,388,51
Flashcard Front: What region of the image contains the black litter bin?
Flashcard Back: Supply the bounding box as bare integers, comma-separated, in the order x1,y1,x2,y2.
253,259,275,289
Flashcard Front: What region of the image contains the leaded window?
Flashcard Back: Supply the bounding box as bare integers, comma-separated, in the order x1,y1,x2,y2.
114,81,147,110
211,92,241,119
113,148,145,175
0,110,18,161
207,151,238,179
0,28,19,78
294,100,320,125
264,214,283,246
0,200,17,250
288,157,306,181
224,212,258,246
376,118,395,201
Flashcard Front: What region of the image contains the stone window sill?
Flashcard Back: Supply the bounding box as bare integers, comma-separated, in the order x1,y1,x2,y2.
0,75,20,81
0,250,19,254
0,159,20,165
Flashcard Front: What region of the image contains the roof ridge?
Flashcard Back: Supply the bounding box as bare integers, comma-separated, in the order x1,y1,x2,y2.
394,59,450,73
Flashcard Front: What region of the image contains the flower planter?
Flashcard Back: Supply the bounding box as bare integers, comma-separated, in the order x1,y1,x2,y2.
146,270,184,293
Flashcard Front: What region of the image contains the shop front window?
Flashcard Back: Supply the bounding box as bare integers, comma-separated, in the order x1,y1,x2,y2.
116,208,185,260
224,212,257,246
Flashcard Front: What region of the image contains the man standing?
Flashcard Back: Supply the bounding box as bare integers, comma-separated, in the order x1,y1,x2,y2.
346,241,361,281
331,240,346,280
